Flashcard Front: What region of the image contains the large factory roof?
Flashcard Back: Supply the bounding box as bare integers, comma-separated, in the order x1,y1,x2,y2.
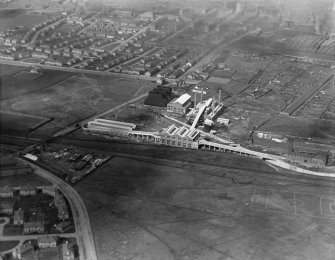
173,94,191,105
164,125,199,140
87,118,136,131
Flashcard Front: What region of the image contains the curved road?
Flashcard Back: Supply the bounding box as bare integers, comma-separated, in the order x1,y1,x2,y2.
18,158,97,260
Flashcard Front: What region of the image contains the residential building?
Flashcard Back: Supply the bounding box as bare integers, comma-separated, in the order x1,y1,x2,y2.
140,11,154,21
12,242,35,259
23,221,44,234
38,237,57,248
41,186,56,197
61,241,75,260
0,200,13,214
54,192,69,220
20,185,36,196
167,94,192,114
0,186,14,197
14,208,24,225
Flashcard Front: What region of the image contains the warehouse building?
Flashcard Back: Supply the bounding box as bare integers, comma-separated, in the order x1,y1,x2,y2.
167,94,192,114
160,125,200,149
83,119,136,137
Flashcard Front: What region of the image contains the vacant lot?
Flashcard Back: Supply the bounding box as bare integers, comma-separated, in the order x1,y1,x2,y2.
0,112,45,137
0,64,155,139
0,9,49,30
75,155,335,260
0,171,50,187
258,116,335,140
0,64,73,100
0,241,19,252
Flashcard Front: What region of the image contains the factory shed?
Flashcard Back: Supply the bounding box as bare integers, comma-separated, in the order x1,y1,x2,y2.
167,93,192,114
83,118,136,136
160,125,199,149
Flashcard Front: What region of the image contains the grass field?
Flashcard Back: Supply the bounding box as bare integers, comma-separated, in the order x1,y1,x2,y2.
0,241,19,252
0,9,49,30
0,64,73,100
0,171,50,187
0,64,156,139
74,153,335,260
258,116,335,140
0,112,44,137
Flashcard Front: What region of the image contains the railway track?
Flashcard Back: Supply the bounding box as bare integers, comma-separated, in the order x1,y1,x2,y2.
56,137,335,189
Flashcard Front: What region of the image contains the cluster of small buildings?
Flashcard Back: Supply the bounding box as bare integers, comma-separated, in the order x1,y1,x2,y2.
118,48,188,77
12,238,75,260
54,191,69,220
47,148,111,183
86,19,143,38
0,185,70,234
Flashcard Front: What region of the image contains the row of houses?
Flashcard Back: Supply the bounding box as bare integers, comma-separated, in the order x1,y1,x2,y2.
13,238,75,260
0,185,38,198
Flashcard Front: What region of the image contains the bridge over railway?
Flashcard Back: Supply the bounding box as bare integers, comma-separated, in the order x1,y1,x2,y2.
198,139,281,160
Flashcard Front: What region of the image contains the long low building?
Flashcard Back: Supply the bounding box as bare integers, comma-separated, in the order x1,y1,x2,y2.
83,118,136,136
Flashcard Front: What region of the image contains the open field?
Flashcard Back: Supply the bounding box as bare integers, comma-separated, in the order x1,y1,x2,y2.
0,64,156,139
258,116,335,140
0,9,49,30
0,171,50,187
0,64,73,100
0,241,19,252
0,112,45,137
74,154,335,260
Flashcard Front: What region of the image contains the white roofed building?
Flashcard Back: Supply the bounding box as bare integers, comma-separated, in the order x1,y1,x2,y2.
160,125,199,149
167,94,192,114
83,119,136,137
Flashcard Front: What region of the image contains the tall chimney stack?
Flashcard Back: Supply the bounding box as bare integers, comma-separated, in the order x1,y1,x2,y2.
194,92,197,108
200,87,203,102
218,90,221,104
212,96,215,111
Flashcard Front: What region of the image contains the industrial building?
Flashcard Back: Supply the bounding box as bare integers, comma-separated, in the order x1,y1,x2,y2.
167,93,192,114
144,85,174,107
160,125,200,149
83,118,136,137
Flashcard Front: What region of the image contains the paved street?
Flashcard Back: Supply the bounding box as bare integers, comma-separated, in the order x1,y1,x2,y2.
18,159,98,260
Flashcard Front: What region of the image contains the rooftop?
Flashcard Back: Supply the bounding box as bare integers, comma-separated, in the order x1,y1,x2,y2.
174,93,191,105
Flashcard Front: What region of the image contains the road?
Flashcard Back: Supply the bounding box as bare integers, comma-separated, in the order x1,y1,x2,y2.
181,30,254,80
75,16,165,68
17,159,97,260
0,59,176,82
0,217,9,236
162,9,217,43
52,92,149,138
0,232,76,241
30,18,67,44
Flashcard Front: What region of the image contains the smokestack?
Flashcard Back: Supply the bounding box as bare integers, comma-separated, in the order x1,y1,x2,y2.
218,90,221,104
200,88,203,102
194,92,197,108
212,96,215,111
